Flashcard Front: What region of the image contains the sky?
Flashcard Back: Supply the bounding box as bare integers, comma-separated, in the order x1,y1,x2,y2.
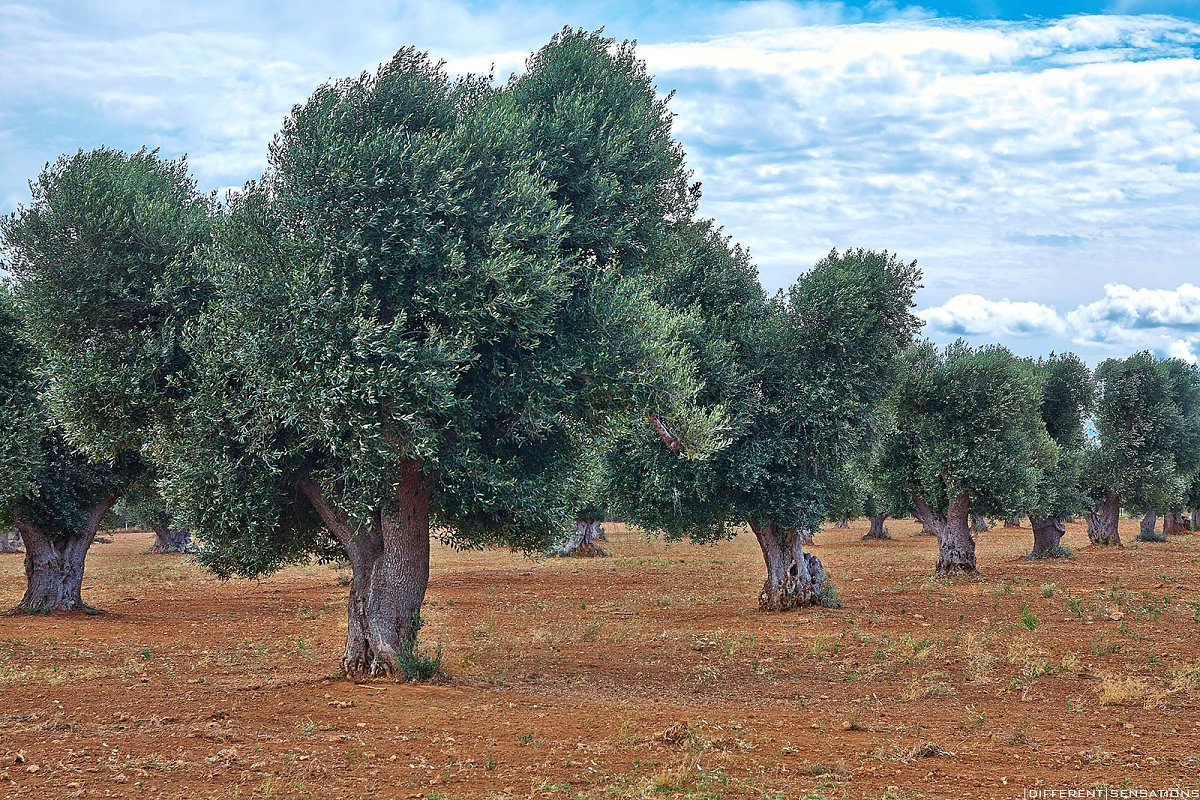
2,0,1200,363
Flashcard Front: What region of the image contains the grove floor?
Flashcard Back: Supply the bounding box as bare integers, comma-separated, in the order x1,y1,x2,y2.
1,519,1199,800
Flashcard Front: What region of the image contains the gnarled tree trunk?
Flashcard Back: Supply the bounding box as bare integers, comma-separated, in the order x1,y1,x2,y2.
914,493,978,576
863,513,890,540
148,526,193,554
1003,517,1022,528
556,518,608,557
1138,512,1158,538
1163,512,1187,535
0,529,22,553
834,518,850,528
750,518,826,611
1191,508,1200,531
1086,493,1121,546
971,513,989,533
14,496,116,613
301,460,432,680
1029,515,1067,557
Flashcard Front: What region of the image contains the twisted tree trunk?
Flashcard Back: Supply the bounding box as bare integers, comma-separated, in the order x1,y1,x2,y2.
0,529,22,553
148,526,193,554
863,513,890,540
1086,493,1121,546
1138,512,1158,538
14,496,116,613
834,518,850,528
1003,517,1022,528
556,518,608,557
301,459,432,680
1192,509,1200,531
750,518,826,611
1029,515,1067,557
914,493,977,576
971,513,989,533
1163,512,1187,535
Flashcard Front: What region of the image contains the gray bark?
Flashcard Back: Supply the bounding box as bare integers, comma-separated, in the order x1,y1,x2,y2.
1003,517,1022,528
1163,512,1187,535
971,513,989,533
301,459,431,680
1192,509,1200,531
914,493,978,576
0,529,22,553
14,496,116,613
750,518,826,611
1086,493,1121,546
1029,515,1067,557
148,526,194,554
555,519,608,557
1138,512,1158,537
863,513,890,540
834,518,850,528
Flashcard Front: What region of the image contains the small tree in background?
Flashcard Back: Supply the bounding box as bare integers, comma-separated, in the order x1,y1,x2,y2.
609,245,921,610
881,341,1052,576
1088,353,1200,545
1026,353,1094,558
117,482,194,554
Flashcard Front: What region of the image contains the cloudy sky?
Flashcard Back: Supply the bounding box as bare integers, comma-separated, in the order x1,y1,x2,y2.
2,0,1199,362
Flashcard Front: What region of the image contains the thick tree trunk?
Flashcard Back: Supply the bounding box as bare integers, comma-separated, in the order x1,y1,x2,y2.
1138,512,1158,537
1163,512,1187,535
1029,515,1067,558
834,518,850,528
863,513,890,540
1191,508,1200,531
556,519,608,557
916,515,936,536
1003,517,1022,528
14,497,116,614
750,518,826,611
1086,493,1122,546
914,493,978,576
971,513,989,533
0,529,22,553
148,526,193,554
302,461,432,680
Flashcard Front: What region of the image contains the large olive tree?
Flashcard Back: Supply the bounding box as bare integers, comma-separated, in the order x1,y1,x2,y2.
151,47,717,679
881,342,1052,576
608,245,922,610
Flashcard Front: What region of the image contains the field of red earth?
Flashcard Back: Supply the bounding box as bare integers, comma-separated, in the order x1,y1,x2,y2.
2,519,1199,800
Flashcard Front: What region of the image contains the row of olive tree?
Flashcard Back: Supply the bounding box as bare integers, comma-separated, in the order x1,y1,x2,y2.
1,30,922,678
836,345,1200,575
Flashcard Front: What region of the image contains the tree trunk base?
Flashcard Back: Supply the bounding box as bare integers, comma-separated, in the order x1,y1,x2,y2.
148,528,195,554
759,552,827,611
1029,516,1070,559
0,530,23,554
555,520,608,558
1086,494,1122,546
863,514,890,540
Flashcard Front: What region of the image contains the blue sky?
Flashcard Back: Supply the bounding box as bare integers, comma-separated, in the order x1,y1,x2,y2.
3,0,1200,362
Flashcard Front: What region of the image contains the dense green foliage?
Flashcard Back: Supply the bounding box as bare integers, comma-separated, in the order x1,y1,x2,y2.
1,147,213,459
1089,352,1200,512
151,44,715,580
881,341,1052,519
609,247,921,541
1027,353,1094,520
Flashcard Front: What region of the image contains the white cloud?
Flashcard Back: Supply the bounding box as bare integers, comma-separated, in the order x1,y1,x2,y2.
921,282,1200,362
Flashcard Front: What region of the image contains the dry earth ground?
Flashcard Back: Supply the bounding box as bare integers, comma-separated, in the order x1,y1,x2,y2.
1,519,1199,799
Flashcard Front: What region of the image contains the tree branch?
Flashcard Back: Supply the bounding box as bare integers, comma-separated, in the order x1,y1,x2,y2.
645,412,682,453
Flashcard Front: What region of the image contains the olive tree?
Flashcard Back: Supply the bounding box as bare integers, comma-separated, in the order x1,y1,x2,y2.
1087,353,1200,545
881,342,1052,576
152,47,717,680
609,245,921,610
1026,353,1094,558
0,289,137,611
1,148,210,610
